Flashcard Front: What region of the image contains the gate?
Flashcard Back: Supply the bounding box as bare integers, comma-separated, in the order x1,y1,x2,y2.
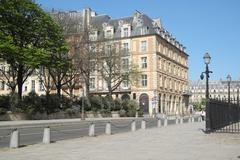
207,99,240,133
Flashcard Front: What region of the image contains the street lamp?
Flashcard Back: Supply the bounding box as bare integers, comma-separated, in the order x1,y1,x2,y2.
200,52,213,132
227,74,231,104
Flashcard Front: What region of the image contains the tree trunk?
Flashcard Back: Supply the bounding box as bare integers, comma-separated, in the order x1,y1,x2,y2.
17,65,24,100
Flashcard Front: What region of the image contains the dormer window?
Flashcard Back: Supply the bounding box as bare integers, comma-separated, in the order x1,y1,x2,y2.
89,31,98,41
141,26,149,35
105,30,112,38
123,28,129,37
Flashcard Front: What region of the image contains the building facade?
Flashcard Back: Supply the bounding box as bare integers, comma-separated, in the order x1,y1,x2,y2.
0,8,189,116
189,79,240,104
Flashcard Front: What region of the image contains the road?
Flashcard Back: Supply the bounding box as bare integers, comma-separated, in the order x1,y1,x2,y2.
0,117,183,148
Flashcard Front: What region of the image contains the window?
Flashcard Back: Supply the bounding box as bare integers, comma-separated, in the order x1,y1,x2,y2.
90,78,95,89
141,57,147,69
123,28,129,37
122,80,129,88
122,58,129,70
0,66,5,76
0,81,5,90
90,61,95,73
25,86,27,92
105,30,112,38
123,43,129,55
141,27,148,35
106,45,111,54
31,80,35,92
39,80,44,91
141,41,147,52
123,43,129,51
141,74,147,87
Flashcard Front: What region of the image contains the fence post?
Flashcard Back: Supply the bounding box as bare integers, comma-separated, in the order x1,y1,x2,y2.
43,126,51,144
141,120,146,130
131,120,136,131
89,123,95,136
105,122,111,135
164,118,168,127
10,128,19,148
157,118,162,127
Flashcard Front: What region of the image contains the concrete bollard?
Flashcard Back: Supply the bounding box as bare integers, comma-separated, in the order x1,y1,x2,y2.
141,120,146,130
192,117,195,123
89,123,95,136
10,128,19,148
175,117,179,124
43,127,51,144
131,120,136,131
164,118,168,127
157,119,162,127
180,117,183,124
105,122,111,135
198,117,202,122
188,116,192,123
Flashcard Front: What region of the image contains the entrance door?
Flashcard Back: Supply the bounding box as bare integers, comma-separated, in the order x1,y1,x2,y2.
139,93,149,113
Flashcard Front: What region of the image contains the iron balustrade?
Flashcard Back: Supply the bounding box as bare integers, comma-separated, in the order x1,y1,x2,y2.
208,98,240,133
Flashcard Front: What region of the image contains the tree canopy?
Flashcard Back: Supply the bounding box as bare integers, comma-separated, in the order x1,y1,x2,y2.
0,0,68,99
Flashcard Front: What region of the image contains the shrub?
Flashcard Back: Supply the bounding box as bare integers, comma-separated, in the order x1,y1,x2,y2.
0,107,7,114
0,95,10,110
126,100,138,117
89,95,102,111
112,98,122,111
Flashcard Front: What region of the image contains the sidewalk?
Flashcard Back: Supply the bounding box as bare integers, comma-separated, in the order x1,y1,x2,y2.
0,122,239,160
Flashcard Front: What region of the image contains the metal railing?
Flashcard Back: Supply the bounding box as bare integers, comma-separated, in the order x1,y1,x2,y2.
208,99,240,133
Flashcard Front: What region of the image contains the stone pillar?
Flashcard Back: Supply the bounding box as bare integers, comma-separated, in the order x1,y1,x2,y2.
105,122,111,135
180,117,183,124
141,120,146,130
131,120,136,131
175,117,179,124
157,118,162,127
43,127,51,144
188,116,192,123
164,118,168,127
89,123,95,136
10,128,19,148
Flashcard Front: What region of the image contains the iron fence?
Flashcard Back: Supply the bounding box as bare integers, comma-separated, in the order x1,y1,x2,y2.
208,99,240,133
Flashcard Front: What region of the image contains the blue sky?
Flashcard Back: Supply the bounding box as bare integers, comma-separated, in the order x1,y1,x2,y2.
36,0,240,81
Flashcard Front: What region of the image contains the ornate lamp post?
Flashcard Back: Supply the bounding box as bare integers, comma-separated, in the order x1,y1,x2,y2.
200,52,212,132
227,74,231,104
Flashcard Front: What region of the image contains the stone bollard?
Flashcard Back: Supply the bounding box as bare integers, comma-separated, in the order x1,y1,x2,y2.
157,118,162,127
89,123,95,137
175,117,179,124
105,122,111,135
164,118,168,127
43,126,51,144
180,117,183,124
141,120,146,130
188,116,192,123
10,128,19,148
131,120,136,131
192,117,195,123
198,117,202,122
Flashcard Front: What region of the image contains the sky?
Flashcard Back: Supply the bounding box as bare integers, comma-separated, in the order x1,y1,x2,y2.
36,0,240,81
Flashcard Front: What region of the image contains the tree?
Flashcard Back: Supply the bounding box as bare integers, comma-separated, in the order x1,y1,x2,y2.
98,43,140,97
51,11,99,97
0,0,67,99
